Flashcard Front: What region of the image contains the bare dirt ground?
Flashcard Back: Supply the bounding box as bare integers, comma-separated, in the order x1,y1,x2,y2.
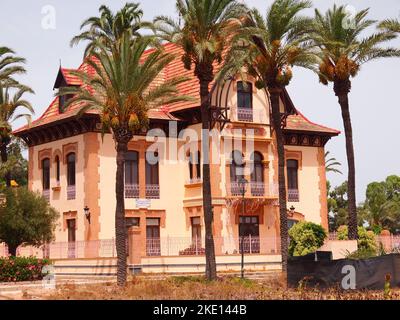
3,273,399,300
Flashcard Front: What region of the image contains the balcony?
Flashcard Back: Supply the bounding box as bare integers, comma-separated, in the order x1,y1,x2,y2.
125,184,139,198
42,189,50,202
229,181,278,198
237,107,253,122
146,184,160,199
288,189,300,202
250,181,264,197
67,185,76,200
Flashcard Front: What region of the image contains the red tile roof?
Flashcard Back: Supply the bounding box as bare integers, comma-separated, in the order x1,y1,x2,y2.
286,110,340,135
14,43,338,136
60,68,82,86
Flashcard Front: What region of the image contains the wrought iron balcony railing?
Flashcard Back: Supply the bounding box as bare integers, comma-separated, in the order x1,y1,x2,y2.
146,184,160,199
125,184,139,198
288,188,300,202
237,107,253,122
250,181,265,196
67,185,76,200
230,181,278,198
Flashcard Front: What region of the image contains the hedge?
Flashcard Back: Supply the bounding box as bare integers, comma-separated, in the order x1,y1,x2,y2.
0,256,51,282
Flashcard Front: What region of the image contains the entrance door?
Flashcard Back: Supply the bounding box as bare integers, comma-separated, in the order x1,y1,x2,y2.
239,216,260,253
67,219,76,258
146,218,160,256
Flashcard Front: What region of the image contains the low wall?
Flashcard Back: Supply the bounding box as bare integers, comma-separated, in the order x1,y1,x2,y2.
53,258,117,276
132,255,282,274
319,240,358,259
50,255,282,276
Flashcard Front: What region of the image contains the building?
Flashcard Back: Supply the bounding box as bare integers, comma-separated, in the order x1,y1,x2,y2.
14,43,339,273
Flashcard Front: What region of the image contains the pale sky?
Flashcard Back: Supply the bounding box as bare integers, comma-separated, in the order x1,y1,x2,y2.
1,0,399,202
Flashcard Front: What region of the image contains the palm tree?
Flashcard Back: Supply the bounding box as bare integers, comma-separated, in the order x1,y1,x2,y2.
60,33,191,287
311,5,400,240
0,47,26,85
154,0,248,281
220,0,315,274
0,84,34,186
70,2,147,56
325,151,342,175
379,19,400,33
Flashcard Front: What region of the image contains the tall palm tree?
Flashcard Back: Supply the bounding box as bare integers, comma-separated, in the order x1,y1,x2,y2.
154,0,248,281
60,33,190,287
0,84,34,186
311,5,400,240
220,0,315,274
70,2,147,56
325,151,342,175
0,47,26,85
379,19,400,33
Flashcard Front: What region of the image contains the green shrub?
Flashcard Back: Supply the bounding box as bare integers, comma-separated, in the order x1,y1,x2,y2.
0,256,51,282
337,225,377,253
289,221,327,256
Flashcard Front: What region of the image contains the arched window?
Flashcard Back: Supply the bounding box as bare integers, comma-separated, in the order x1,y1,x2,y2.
237,81,253,122
287,159,299,202
146,151,160,199
67,153,76,200
230,150,244,182
251,152,264,182
250,152,264,196
188,151,201,182
55,156,60,183
42,158,50,190
125,151,139,198
67,153,76,186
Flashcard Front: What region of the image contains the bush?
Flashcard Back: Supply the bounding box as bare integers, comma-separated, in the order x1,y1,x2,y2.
289,222,327,256
337,225,377,253
0,256,51,282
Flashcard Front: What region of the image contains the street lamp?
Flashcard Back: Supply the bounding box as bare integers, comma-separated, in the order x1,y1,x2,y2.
238,177,248,279
84,206,91,224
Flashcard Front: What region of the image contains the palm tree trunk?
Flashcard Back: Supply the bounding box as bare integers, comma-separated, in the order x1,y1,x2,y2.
7,243,18,257
198,64,217,281
269,87,288,274
1,144,11,187
334,80,358,240
115,140,128,286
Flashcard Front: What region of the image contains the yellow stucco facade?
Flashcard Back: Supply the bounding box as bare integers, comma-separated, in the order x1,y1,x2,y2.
23,76,336,270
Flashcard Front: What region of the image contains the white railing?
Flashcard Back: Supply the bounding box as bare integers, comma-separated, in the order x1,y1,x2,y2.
42,189,50,202
145,236,279,256
146,184,160,199
237,108,253,122
67,185,76,200
1,236,281,259
288,189,299,202
125,184,139,198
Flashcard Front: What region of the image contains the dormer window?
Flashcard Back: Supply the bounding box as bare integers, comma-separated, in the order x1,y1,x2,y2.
237,81,253,122
54,67,78,113
59,92,73,113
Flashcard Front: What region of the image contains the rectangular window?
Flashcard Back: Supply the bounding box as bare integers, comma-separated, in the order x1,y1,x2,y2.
146,152,160,199
125,151,139,198
287,159,299,202
42,158,50,190
146,218,160,256
237,81,253,122
191,217,202,244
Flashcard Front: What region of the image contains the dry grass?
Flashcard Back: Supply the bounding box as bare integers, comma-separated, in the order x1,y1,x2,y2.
41,274,400,300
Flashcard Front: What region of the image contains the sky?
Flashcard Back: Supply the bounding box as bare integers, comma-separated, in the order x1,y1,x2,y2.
0,0,399,203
